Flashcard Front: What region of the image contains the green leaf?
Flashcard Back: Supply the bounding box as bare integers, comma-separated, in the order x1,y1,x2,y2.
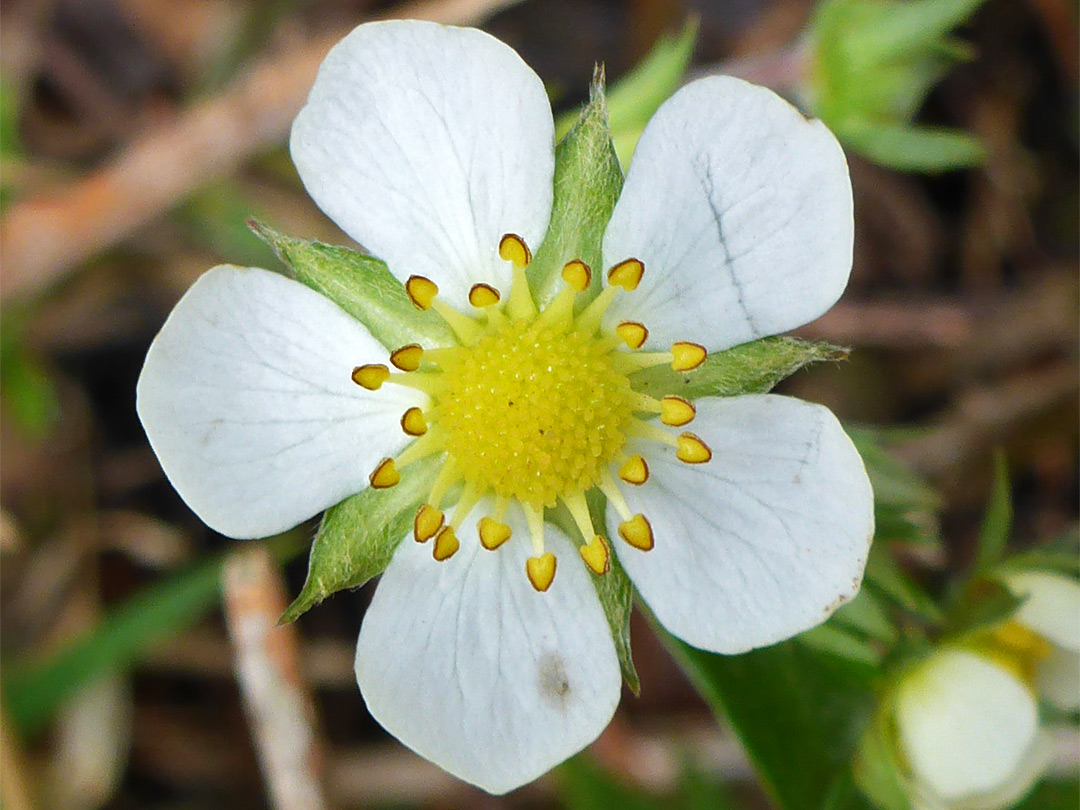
4,555,226,736
250,220,455,350
799,623,883,668
666,632,876,810
831,588,898,644
559,755,665,810
0,315,60,439
176,182,277,268
974,450,1011,572
529,70,624,309
630,337,848,400
280,458,442,623
944,577,1022,640
855,0,986,61
847,428,941,546
863,545,942,624
840,122,985,172
1014,780,1080,810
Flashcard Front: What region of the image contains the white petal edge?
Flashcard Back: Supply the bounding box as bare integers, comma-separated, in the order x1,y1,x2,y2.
609,394,873,654
895,649,1039,802
136,266,423,538
355,502,621,795
1002,570,1080,652
601,76,853,351
290,21,554,311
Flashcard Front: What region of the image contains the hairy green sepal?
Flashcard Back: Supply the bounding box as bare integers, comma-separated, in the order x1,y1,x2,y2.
250,220,454,350
280,458,441,624
631,336,848,400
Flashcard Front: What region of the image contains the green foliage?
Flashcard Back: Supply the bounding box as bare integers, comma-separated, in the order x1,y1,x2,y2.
250,220,455,350
554,19,698,168
175,182,278,268
631,337,849,401
0,313,61,438
279,458,441,624
852,705,912,810
4,555,227,736
1015,780,1080,810
529,70,624,308
559,755,736,810
847,428,941,546
975,450,1011,572
807,0,987,172
667,633,877,810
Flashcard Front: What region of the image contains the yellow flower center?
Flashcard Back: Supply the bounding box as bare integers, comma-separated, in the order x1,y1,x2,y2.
351,234,712,592
439,321,633,508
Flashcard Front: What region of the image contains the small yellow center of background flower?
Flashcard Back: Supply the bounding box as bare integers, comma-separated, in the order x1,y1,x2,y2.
352,234,712,592
439,321,632,508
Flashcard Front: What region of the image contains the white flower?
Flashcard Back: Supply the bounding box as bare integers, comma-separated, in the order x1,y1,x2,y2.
893,647,1051,810
137,20,873,794
1001,569,1080,711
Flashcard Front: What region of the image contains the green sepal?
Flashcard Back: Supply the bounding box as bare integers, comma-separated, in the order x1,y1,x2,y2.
249,220,455,350
630,336,848,400
852,703,912,810
279,458,442,624
528,69,624,309
974,450,1011,572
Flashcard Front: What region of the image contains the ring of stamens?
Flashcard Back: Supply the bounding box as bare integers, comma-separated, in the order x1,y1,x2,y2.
354,233,712,591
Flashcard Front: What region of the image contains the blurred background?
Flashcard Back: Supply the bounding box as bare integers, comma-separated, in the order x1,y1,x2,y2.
0,0,1076,808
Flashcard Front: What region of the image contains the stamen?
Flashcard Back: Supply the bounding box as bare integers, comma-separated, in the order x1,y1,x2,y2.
498,233,532,270
562,259,592,292
449,482,483,530
352,364,390,390
468,283,501,308
671,342,707,372
426,458,461,510
405,275,439,311
618,514,654,551
384,372,444,395
431,299,482,344
394,430,447,467
576,285,619,335
606,258,644,291
433,525,460,561
627,391,663,414
390,344,424,372
400,407,428,436
599,468,633,522
563,491,600,549
615,321,648,349
421,346,464,366
578,534,610,576
676,433,713,464
478,517,512,550
414,504,444,543
627,419,680,448
618,454,649,485
368,458,400,489
521,503,546,557
660,396,696,427
526,553,557,592
609,351,674,374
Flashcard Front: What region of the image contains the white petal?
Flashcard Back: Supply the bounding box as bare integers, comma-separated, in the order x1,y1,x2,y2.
602,76,853,351
290,21,554,311
136,266,422,538
1003,570,1080,652
895,649,1039,802
952,731,1052,810
610,395,873,653
355,503,620,794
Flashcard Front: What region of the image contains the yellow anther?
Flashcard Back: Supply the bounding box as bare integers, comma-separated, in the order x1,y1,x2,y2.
676,433,712,464
405,275,439,310
478,517,512,551
368,458,400,489
414,504,444,542
579,534,610,575
400,407,428,436
433,526,460,561
352,364,390,390
615,321,648,349
468,283,501,308
607,258,644,291
618,514,654,551
526,553,557,592
618,454,649,485
498,233,532,269
561,260,592,292
660,396,696,427
390,344,424,372
671,342,707,372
